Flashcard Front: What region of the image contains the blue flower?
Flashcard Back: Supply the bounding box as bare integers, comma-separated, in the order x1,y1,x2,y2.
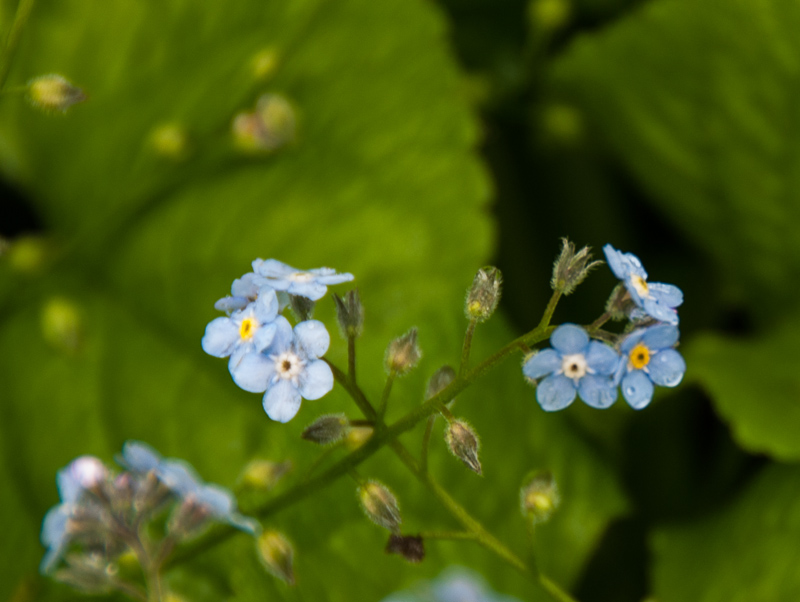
214,271,272,313
40,504,72,573
603,244,683,325
615,324,686,409
202,288,281,381
252,259,354,301
232,318,334,423
57,455,107,504
523,324,620,411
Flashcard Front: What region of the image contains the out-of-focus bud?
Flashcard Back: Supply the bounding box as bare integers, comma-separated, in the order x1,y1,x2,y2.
520,470,560,525
539,103,583,147
257,530,295,585
240,459,292,491
333,289,364,338
358,481,401,533
345,425,373,450
301,414,350,445
426,365,456,400
41,297,82,353
385,534,425,563
551,238,603,296
528,0,571,31
465,267,502,322
7,235,48,273
53,554,114,594
385,328,421,375
27,74,86,113
232,111,266,153
167,498,211,539
232,94,296,154
148,122,189,160
445,420,482,475
289,294,315,321
251,48,280,81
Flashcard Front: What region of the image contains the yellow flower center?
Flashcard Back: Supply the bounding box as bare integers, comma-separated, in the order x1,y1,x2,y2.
239,317,256,340
629,343,651,370
631,275,649,297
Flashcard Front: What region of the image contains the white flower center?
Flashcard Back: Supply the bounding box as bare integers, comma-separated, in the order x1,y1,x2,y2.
274,351,304,382
561,353,588,380
630,275,649,298
288,271,315,283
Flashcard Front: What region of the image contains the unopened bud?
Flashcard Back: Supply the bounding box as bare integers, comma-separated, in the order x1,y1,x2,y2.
426,365,456,400
251,48,280,80
7,235,48,273
445,420,482,475
385,534,425,563
520,470,560,524
289,294,315,321
385,328,421,375
240,459,292,491
551,238,602,295
358,481,401,533
301,414,350,445
168,499,211,539
465,267,502,322
257,530,295,585
41,297,82,353
257,93,296,150
53,554,114,594
148,123,189,160
333,289,364,338
27,74,86,113
529,0,571,31
345,425,373,450
605,283,631,321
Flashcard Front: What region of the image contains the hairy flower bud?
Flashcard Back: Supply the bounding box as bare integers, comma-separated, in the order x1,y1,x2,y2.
551,238,602,295
301,414,350,445
257,530,295,585
465,267,502,322
445,420,482,475
333,289,364,338
358,481,401,533
605,283,632,321
385,534,425,563
27,74,86,113
426,365,456,400
385,328,421,375
345,425,373,450
240,460,292,491
167,498,212,539
289,294,315,321
53,554,115,594
520,471,560,525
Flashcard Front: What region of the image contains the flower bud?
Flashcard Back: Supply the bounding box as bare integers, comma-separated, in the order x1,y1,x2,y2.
358,481,401,533
27,74,86,113
529,0,571,31
385,328,421,375
148,123,189,160
168,498,212,539
520,470,560,525
240,459,292,491
551,238,602,295
41,297,82,353
426,365,456,400
333,289,364,338
465,267,502,322
257,530,295,585
289,294,315,321
345,425,373,450
301,414,350,445
605,283,631,321
7,235,48,273
385,534,425,563
251,48,280,80
445,420,482,475
256,93,296,150
53,554,114,594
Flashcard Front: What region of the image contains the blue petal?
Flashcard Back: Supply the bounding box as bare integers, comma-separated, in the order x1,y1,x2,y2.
642,324,680,350
578,374,618,409
295,320,330,359
647,349,686,387
158,460,202,497
227,513,261,535
299,359,334,400
536,374,577,411
642,298,679,325
57,456,106,503
585,341,620,375
649,282,683,308
619,328,647,354
263,380,302,423
550,324,589,354
231,272,270,298
202,317,240,357
287,280,327,300
262,316,294,354
231,352,273,393
118,441,162,473
621,371,654,410
253,288,279,322
252,258,295,278
214,296,249,313
603,244,647,280
252,321,278,352
40,505,71,573
195,484,235,517
313,271,354,285
522,349,561,380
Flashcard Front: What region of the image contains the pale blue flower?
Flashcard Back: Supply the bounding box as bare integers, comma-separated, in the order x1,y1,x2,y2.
233,318,334,423
56,456,107,504
615,324,686,409
523,324,620,411
252,258,353,301
214,271,271,313
40,504,72,574
603,244,683,325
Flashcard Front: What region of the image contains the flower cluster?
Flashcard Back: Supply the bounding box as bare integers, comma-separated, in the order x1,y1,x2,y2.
524,245,686,411
202,259,353,422
40,442,257,588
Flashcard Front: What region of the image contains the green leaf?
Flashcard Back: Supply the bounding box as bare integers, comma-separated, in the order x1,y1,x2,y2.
551,0,800,317
652,463,800,602
684,319,800,461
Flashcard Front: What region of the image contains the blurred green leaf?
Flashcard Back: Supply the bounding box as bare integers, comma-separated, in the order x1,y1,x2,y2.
651,463,800,602
552,0,800,318
684,319,800,461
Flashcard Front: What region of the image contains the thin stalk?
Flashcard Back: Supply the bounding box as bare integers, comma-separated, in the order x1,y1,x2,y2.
419,530,477,541
0,0,36,90
378,371,395,418
537,289,562,331
347,334,357,383
586,311,612,333
459,319,477,376
110,579,148,602
419,414,436,474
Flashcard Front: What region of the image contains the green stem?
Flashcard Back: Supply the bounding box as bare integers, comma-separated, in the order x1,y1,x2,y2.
419,530,477,541
347,334,357,383
459,319,477,376
378,371,395,418
537,289,562,332
419,414,436,474
586,311,612,333
0,0,36,91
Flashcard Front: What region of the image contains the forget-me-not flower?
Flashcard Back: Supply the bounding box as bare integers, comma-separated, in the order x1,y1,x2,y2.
252,259,354,301
214,271,272,313
615,324,686,409
603,244,683,325
523,324,620,411
233,318,334,423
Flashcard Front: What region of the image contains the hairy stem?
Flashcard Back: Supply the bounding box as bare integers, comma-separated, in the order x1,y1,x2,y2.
459,319,477,376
